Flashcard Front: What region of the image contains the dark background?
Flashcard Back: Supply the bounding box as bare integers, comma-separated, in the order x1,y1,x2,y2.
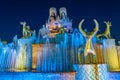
0,0,120,42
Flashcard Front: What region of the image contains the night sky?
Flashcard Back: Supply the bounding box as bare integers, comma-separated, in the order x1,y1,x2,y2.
0,0,120,42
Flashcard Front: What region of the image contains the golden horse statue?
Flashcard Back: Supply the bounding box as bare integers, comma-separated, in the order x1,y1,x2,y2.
97,21,112,39
79,19,99,58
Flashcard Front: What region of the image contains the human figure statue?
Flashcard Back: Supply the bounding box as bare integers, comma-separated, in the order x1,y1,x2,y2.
59,7,68,22
97,21,112,39
79,19,99,59
46,7,60,33
59,7,72,33
49,7,57,21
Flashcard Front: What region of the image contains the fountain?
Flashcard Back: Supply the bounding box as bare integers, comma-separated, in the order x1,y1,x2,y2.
0,7,120,80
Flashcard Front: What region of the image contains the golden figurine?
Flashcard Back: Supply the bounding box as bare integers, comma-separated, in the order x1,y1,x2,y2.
97,21,112,39
79,19,99,58
20,21,33,38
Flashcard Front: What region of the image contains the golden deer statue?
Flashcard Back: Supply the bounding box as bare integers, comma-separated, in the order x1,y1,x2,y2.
97,21,112,39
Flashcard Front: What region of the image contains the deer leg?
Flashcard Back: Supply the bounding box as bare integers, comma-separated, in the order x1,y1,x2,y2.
108,34,111,38
105,35,109,39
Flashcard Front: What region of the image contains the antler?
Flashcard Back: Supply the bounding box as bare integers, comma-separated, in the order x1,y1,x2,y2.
104,21,112,27
79,19,86,36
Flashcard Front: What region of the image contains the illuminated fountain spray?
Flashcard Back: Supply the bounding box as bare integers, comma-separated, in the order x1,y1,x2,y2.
0,45,9,71
15,44,27,70
41,38,56,72
6,44,16,71
36,34,74,72
9,47,16,70
36,50,41,71
0,42,16,71
71,29,84,64
55,44,62,72
62,33,68,71
15,40,34,71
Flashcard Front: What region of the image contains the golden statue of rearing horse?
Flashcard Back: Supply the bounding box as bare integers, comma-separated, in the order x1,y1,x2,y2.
97,21,112,39
79,19,99,57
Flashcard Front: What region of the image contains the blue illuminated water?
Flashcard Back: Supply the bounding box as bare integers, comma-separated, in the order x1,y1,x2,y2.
109,72,120,80
0,43,16,71
0,29,120,80
0,72,119,80
71,29,84,64
0,72,72,80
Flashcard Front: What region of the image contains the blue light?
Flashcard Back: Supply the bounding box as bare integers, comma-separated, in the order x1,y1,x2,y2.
0,72,75,80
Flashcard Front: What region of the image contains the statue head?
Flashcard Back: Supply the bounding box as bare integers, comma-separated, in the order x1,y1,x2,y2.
59,7,67,18
20,21,26,26
104,21,112,27
49,7,57,17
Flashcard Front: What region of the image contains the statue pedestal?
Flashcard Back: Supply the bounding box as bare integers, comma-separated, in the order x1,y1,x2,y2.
73,64,108,80
103,39,119,71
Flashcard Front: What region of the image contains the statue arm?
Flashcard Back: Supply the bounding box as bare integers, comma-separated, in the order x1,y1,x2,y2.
79,19,86,37
91,19,99,37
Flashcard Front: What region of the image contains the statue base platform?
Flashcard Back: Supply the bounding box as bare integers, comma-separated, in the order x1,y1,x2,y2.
73,64,108,80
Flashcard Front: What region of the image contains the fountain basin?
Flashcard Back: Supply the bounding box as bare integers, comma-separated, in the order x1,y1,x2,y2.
0,72,75,80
